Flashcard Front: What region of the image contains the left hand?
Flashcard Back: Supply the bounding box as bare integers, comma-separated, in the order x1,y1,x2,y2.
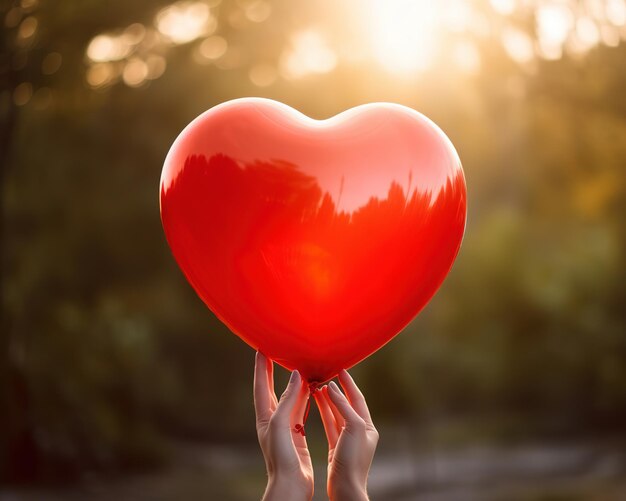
254,352,314,501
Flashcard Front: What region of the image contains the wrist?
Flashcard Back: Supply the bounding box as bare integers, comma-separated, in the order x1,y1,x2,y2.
329,478,369,501
264,473,312,501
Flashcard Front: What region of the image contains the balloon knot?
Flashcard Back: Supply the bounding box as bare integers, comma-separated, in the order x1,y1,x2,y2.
293,382,319,436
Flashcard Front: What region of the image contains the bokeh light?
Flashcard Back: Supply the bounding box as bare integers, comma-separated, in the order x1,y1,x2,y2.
197,35,228,61
4,6,22,28
17,15,37,43
279,29,337,79
490,0,516,16
41,51,62,75
145,54,167,80
13,81,32,105
502,26,535,64
78,0,626,89
155,1,214,44
122,23,146,46
86,63,116,88
87,34,132,62
248,63,277,86
244,1,271,23
536,3,575,59
607,0,626,25
122,58,149,87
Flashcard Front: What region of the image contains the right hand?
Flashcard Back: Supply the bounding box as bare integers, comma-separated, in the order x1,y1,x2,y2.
314,370,379,501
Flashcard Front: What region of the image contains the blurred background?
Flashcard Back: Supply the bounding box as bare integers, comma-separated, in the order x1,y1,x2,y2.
1,0,626,499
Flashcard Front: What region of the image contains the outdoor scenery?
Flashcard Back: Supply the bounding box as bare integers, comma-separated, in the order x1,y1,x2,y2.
1,0,626,499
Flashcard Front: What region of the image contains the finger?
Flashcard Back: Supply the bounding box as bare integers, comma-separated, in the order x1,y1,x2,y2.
254,352,272,424
314,387,338,447
266,353,278,408
291,379,309,428
323,386,344,432
338,369,373,424
328,381,365,430
271,370,302,428
291,380,310,446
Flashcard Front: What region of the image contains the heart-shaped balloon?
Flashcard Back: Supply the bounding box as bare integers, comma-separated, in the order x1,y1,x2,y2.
160,98,466,385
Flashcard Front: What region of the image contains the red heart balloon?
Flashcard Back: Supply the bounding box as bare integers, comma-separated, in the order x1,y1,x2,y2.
160,98,466,385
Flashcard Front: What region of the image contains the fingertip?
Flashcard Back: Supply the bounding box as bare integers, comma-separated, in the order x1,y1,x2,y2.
257,351,273,371
289,369,301,385
338,369,356,386
327,382,344,403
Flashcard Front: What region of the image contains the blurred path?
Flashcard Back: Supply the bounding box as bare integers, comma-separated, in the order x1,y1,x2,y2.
2,438,625,500
368,439,626,500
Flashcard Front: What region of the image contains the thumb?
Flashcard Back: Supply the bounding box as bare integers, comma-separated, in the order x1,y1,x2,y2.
271,370,301,427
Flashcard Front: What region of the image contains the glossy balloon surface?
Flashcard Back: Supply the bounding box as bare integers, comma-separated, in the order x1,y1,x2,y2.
160,98,466,384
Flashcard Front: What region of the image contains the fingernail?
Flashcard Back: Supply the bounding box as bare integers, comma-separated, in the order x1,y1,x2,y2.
290,370,300,383
329,381,339,392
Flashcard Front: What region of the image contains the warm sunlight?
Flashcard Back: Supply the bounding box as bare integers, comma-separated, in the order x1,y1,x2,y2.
81,0,626,88
367,0,444,74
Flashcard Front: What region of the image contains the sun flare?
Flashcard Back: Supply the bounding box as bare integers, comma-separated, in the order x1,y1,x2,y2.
367,0,444,74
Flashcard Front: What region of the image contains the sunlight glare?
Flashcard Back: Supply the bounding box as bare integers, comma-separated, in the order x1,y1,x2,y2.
368,0,441,74
536,3,574,60
443,0,474,32
606,0,626,26
490,0,516,16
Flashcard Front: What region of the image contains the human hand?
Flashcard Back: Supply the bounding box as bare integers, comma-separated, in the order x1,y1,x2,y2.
314,370,379,501
254,352,314,501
